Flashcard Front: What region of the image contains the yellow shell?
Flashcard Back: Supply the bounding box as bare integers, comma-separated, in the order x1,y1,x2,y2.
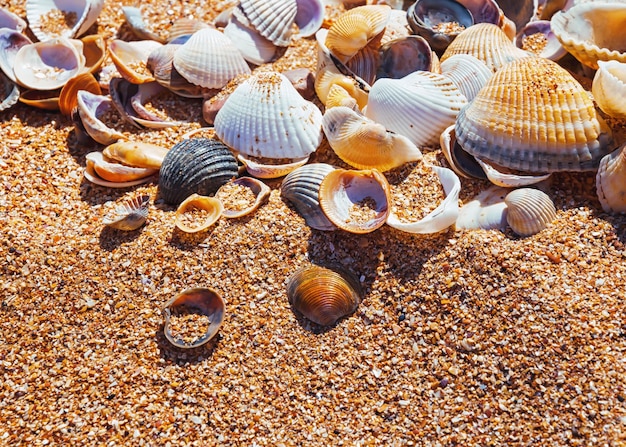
103,141,169,169
505,188,557,237
85,151,157,185
325,84,358,110
592,60,626,120
596,143,626,214
174,194,223,233
59,72,101,117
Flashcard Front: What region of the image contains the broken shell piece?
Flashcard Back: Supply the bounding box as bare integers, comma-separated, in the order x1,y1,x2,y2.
84,152,157,187
58,71,101,116
129,82,186,128
596,142,626,214
163,287,226,349
440,123,487,180
505,187,557,237
122,6,166,43
26,0,105,41
174,193,224,233
455,185,509,231
81,34,107,74
215,177,271,218
102,194,150,231
109,39,162,84
0,7,27,32
103,141,169,169
0,28,33,84
237,154,310,179
238,0,298,47
76,90,126,145
0,71,19,112
475,158,552,188
592,60,626,120
19,88,61,111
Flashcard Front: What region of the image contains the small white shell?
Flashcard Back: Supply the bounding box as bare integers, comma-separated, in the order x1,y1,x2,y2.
0,7,28,32
121,6,166,43
26,0,104,42
592,60,626,120
455,185,509,231
505,188,557,237
239,0,297,46
223,11,278,65
596,142,626,213
439,54,492,102
102,194,150,231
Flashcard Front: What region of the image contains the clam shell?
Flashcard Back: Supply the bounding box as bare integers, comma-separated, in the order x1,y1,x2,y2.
81,34,107,74
0,7,28,32
146,42,208,98
103,141,169,169
129,82,185,128
237,154,310,179
455,185,509,231
26,0,104,41
58,71,101,117
364,70,467,147
239,0,297,46
596,142,626,213
162,287,225,349
322,106,423,171
158,138,239,206
286,264,362,326
18,88,61,111
516,20,567,61
224,11,278,65
109,39,162,84
551,1,626,70
280,163,337,231
174,194,224,233
215,177,271,218
0,28,33,84
173,27,251,89
0,71,20,112
319,168,391,234
377,35,434,80
84,151,157,187
475,158,552,188
214,71,323,160
455,57,613,172
439,124,487,180
592,60,626,120
294,0,324,37
504,187,557,237
102,194,150,231
122,6,166,43
439,54,492,102
76,90,126,145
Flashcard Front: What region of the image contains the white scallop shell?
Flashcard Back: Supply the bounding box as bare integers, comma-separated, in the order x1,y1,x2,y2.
440,54,492,102
596,142,626,213
505,188,557,237
364,70,467,147
455,185,509,231
173,27,251,89
592,60,626,120
26,0,104,42
294,0,324,37
224,11,277,65
239,0,297,46
214,71,323,160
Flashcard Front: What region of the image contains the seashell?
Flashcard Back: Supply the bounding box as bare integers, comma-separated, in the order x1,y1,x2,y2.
162,287,226,349
0,7,28,32
475,158,552,188
129,82,186,128
224,10,278,65
516,20,566,61
440,23,531,72
539,0,574,21
81,34,107,74
551,1,626,70
455,185,509,231
377,35,434,80
168,18,212,42
322,106,423,171
456,0,501,26
364,70,467,147
345,41,379,86
174,194,224,233
325,83,359,110
0,28,33,84
103,141,169,169
108,39,162,84
455,57,614,172
26,0,104,41
439,54,492,102
121,6,166,43
102,194,150,231
158,138,239,206
215,177,271,218
58,71,101,116
238,0,298,47
379,9,412,47
596,143,626,213
504,187,557,237
324,5,391,63
146,42,208,98
76,90,126,145
286,264,362,326
440,124,487,180
592,60,626,120
386,165,462,234
173,28,251,89
0,71,19,112
214,71,323,161
84,151,157,187
237,154,310,179
280,163,337,231
319,168,391,234
294,0,324,37
406,0,474,54
495,0,537,33
18,88,61,111
13,37,85,91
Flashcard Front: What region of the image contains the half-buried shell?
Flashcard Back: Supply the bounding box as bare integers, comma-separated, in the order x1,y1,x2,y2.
102,194,150,231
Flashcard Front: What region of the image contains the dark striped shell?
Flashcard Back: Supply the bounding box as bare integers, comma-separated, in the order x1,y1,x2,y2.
159,138,239,205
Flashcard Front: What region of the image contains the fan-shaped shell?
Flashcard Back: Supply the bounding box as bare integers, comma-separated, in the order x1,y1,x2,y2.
325,84,359,110
174,194,224,233
168,18,211,42
224,11,278,65
505,187,557,237
455,185,509,231
0,29,33,84
158,138,239,206
280,163,337,231
102,194,150,231
215,177,271,218
439,54,492,102
109,39,162,84
455,57,614,172
173,27,251,89
286,264,362,326
76,90,126,145
596,142,626,213
146,42,208,98
364,70,467,147
592,60,626,120
26,0,104,42
323,106,423,171
214,71,323,160
239,0,297,46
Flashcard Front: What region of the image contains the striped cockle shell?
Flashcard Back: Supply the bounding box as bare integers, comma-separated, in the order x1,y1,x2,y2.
214,71,323,161
102,194,150,231
596,143,626,213
592,60,626,120
325,84,358,110
26,0,104,42
439,54,492,102
224,10,278,65
505,187,557,237
146,42,209,98
455,57,614,173
239,0,297,46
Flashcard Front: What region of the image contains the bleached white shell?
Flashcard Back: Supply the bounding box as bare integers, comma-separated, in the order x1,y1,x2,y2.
592,60,626,120
0,72,19,112
505,188,557,237
224,11,277,65
239,0,297,46
439,54,492,102
475,158,552,188
237,154,310,179
596,143,626,213
173,27,251,89
121,6,166,43
365,70,467,147
455,185,509,231
102,194,150,231
26,0,104,42
214,71,323,160
0,7,27,32
294,0,324,37
0,29,33,84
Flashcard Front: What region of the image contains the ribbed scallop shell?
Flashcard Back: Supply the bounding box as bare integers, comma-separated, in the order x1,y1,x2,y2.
505,188,557,237
286,264,362,326
158,138,239,206
173,28,251,89
26,0,104,41
214,71,323,160
322,106,423,171
455,57,614,172
102,194,150,231
224,12,277,65
239,0,297,46
365,71,467,147
174,194,224,233
592,60,626,120
280,163,337,231
551,1,626,70
147,42,208,98
596,143,626,213
440,23,531,72
439,54,492,102
325,84,358,110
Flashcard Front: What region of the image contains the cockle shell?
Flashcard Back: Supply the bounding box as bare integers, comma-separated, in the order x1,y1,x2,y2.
286,264,362,327
0,71,19,112
76,90,126,145
504,187,557,237
0,29,33,84
322,106,423,171
592,60,626,120
84,151,157,187
224,10,278,65
455,185,509,231
439,54,492,102
596,142,626,213
168,18,212,42
325,84,359,110
102,194,150,231
146,41,208,98
103,141,169,169
238,0,297,47
174,194,224,233
158,138,239,206
0,7,27,32
26,0,104,42
455,57,614,172
280,163,337,231
215,177,271,218
109,39,162,84
364,70,467,147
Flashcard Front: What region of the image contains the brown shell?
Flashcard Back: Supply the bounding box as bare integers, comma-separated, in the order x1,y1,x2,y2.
59,72,102,117
174,194,223,233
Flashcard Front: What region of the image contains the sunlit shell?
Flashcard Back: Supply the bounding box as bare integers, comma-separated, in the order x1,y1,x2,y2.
323,106,423,171
325,84,358,110
592,60,626,120
168,18,212,42
345,42,379,86
18,88,61,111
457,0,502,26
377,35,434,80
158,138,239,206
516,20,567,61
76,90,126,145
455,57,614,172
174,194,224,233
146,42,208,98
475,158,552,188
439,54,492,102
26,0,104,42
364,70,467,147
215,177,271,218
286,264,362,326
455,185,509,231
103,141,169,169
0,7,27,32
496,0,538,32
214,71,323,160
224,11,278,65
237,154,310,179
505,187,557,237
58,71,101,116
596,143,626,213
102,194,150,231
173,27,251,89
121,6,166,43
319,168,391,234
239,0,297,46
0,72,20,112
324,5,391,63
551,1,626,69
294,0,324,37
280,163,337,231
440,124,487,180
162,288,226,349
84,151,157,187
81,34,107,74
440,23,531,72
109,39,162,84
0,28,33,84
379,9,411,47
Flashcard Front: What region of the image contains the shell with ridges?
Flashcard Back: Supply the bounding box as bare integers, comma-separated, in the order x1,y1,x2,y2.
26,0,104,41
174,194,224,233
505,188,557,237
239,0,297,47
325,84,359,110
102,194,150,231
592,60,626,120
439,54,492,102
215,177,271,218
224,11,278,65
147,42,208,98
596,142,626,213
